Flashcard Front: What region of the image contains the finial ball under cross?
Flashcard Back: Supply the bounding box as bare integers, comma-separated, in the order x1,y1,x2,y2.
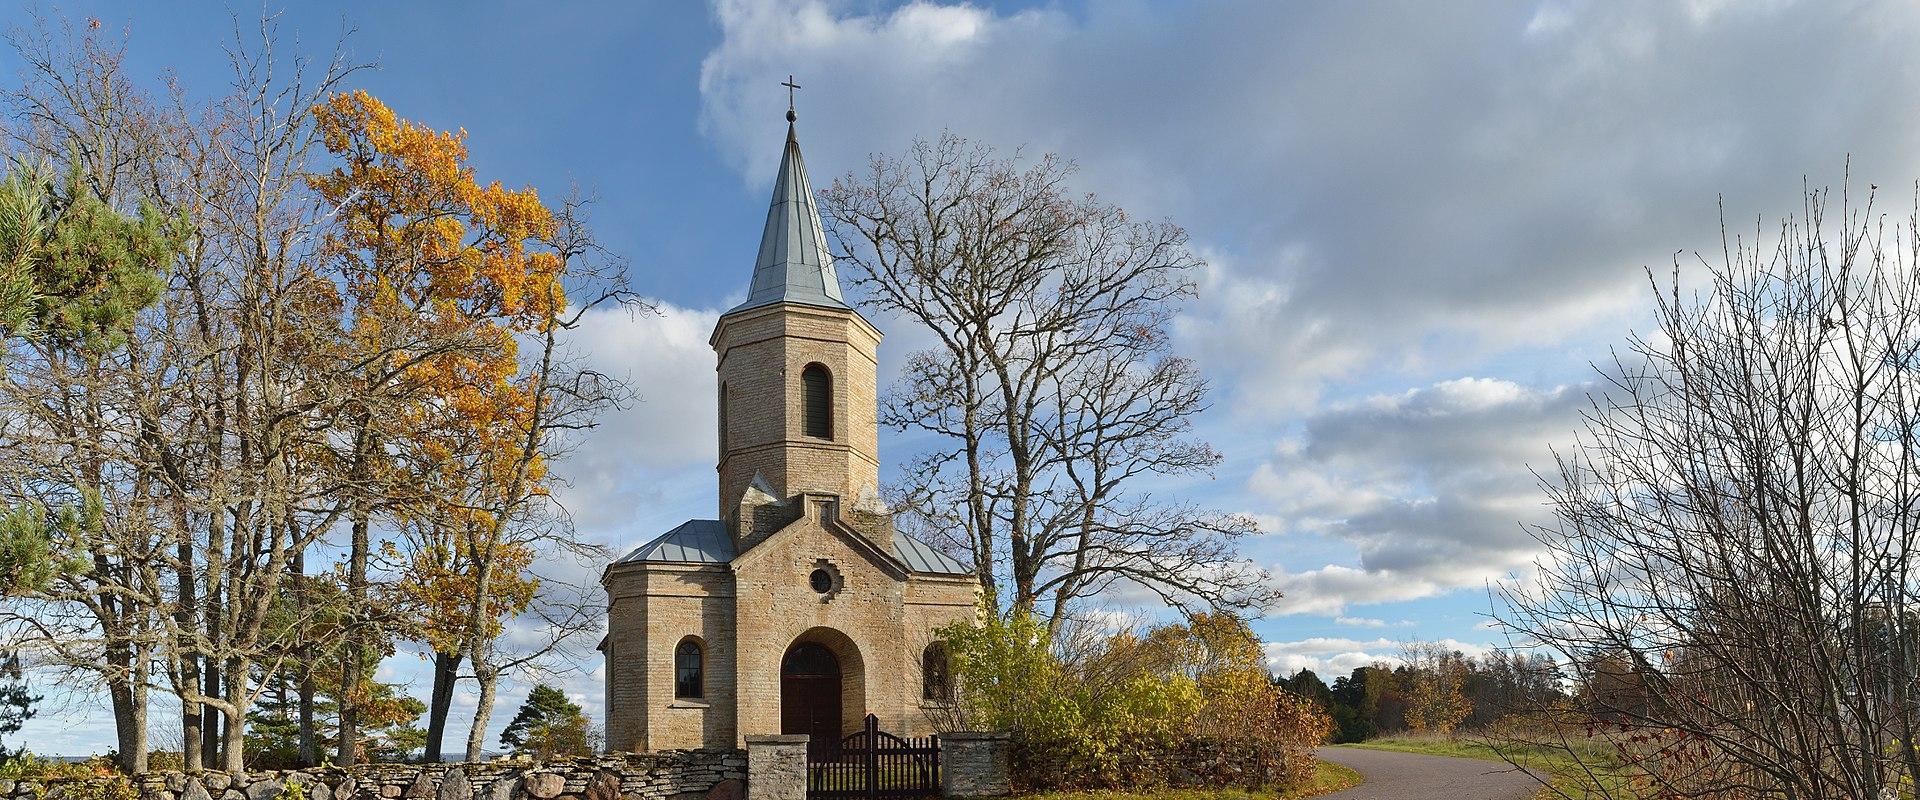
782,75,801,122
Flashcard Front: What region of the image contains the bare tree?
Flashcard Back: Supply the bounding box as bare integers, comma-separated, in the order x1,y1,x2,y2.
1499,182,1920,798
822,132,1273,627
0,12,621,773
0,18,182,773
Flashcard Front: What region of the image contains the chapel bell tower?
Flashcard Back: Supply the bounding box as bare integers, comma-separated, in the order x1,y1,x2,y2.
709,104,882,550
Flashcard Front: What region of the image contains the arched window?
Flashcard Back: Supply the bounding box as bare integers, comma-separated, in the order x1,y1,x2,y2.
802,363,833,439
718,382,729,452
922,642,952,701
675,638,704,699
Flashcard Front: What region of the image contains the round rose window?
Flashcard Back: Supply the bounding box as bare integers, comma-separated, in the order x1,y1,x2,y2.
809,568,834,594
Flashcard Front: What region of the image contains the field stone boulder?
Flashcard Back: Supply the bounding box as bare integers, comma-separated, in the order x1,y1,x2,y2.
332,777,356,800
582,773,620,800
182,779,213,800
405,774,436,800
481,776,517,800
521,774,563,800
436,770,467,800
702,778,742,800
204,775,232,793
246,778,284,800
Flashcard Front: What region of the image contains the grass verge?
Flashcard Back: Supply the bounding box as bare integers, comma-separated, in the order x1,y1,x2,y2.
1017,757,1363,800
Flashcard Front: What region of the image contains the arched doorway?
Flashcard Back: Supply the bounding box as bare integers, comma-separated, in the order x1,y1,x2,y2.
781,640,842,757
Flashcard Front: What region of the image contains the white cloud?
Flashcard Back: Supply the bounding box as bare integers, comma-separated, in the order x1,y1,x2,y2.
700,0,1920,417
1272,564,1471,617
1263,636,1494,678
544,300,723,536
1256,378,1585,615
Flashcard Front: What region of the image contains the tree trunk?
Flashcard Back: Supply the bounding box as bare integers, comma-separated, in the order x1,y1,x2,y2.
202,510,225,768
335,635,358,765
180,676,201,772
337,417,373,766
465,662,497,762
107,640,146,774
424,649,462,763
178,508,202,772
298,666,316,767
201,671,221,768
292,547,316,767
222,656,246,773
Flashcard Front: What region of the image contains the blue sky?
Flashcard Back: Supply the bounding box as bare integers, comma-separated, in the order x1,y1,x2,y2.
10,0,1920,755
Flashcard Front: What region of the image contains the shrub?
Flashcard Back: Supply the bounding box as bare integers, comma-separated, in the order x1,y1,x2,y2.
936,609,1330,792
0,753,112,781
0,755,135,800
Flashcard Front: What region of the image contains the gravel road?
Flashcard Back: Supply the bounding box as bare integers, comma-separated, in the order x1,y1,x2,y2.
1313,746,1544,800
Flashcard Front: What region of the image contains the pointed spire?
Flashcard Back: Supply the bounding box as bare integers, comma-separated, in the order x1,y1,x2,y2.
729,91,849,315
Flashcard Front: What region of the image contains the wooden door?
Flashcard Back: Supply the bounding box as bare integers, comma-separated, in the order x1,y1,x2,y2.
782,642,843,759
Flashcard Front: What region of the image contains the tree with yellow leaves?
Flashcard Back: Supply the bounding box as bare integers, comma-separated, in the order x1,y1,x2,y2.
310,90,622,764
1400,640,1473,735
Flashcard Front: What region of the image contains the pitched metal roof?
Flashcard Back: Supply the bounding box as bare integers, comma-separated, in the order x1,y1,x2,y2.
616,519,733,564
727,122,849,316
892,532,973,575
616,517,973,576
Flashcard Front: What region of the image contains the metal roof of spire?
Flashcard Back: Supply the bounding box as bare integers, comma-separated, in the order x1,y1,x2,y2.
727,95,849,316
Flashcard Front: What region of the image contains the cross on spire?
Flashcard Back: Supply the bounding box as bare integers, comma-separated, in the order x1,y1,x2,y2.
782,75,801,122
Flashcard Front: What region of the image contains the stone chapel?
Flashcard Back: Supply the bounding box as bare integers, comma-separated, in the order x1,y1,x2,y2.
599,110,979,753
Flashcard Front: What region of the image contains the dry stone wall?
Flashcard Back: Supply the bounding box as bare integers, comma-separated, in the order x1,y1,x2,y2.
6,751,745,800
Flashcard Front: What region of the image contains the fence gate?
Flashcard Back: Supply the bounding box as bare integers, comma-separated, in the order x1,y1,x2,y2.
806,714,940,799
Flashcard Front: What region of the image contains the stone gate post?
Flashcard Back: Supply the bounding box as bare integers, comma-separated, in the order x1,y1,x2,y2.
939,732,1011,799
746,735,809,800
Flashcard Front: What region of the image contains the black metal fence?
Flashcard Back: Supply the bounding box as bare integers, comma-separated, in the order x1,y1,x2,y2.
805,714,940,799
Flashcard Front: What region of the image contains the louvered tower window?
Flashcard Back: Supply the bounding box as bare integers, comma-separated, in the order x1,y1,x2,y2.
802,363,833,439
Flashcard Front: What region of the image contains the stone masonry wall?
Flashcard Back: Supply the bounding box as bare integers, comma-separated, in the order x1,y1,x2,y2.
8,751,746,800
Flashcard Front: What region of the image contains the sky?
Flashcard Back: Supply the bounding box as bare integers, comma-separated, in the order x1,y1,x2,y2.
8,0,1920,756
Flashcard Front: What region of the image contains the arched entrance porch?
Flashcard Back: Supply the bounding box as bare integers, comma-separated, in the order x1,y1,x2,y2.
780,627,865,758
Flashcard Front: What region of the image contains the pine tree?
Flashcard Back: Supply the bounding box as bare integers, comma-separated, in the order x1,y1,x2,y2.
0,651,36,761
499,685,586,757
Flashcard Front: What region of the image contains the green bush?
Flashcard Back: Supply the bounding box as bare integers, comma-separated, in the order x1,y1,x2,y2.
0,753,106,781
0,754,135,800
936,609,1326,791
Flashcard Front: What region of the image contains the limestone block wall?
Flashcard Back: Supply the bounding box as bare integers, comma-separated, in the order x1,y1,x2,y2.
730,500,904,740
897,577,981,737
604,563,738,752
742,737,806,800
712,304,882,524
12,752,746,800
939,733,1012,799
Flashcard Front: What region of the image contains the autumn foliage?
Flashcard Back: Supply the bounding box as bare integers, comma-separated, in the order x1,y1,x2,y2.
937,610,1330,792
0,18,620,773
308,90,586,763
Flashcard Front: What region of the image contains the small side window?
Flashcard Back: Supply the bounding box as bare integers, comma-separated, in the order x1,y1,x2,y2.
922,642,952,701
676,638,704,699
